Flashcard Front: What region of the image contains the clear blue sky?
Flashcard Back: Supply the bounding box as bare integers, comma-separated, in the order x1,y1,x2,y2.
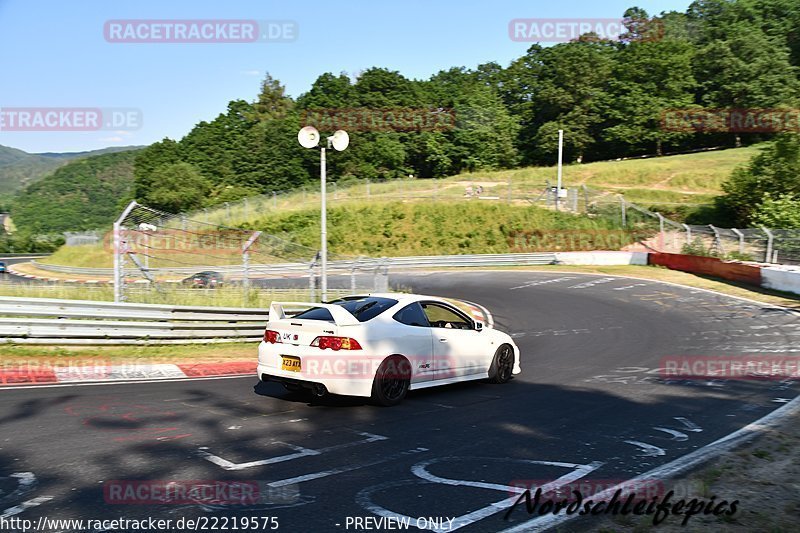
0,0,692,153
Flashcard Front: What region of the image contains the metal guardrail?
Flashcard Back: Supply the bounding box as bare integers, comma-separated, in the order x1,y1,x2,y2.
0,296,269,345
30,253,559,278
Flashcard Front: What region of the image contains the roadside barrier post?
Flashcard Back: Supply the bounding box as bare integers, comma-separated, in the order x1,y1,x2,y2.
731,228,745,255
762,227,774,263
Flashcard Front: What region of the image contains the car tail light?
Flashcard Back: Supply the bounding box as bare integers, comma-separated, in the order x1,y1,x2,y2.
311,336,362,351
264,329,282,344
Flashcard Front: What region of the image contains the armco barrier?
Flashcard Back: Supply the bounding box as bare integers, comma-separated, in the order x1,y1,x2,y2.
648,252,762,286
0,296,268,345
28,251,648,279
555,251,649,266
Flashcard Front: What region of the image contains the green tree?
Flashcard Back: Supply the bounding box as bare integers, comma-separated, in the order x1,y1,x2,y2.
133,138,181,201
750,194,800,228
296,72,354,109
142,162,210,213
451,85,520,171
254,73,294,120
605,31,698,155
720,134,800,224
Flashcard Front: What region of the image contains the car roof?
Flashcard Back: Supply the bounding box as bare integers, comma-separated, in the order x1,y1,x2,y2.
348,293,453,305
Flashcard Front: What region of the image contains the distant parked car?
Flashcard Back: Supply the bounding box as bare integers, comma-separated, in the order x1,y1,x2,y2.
0,261,7,274
182,271,224,288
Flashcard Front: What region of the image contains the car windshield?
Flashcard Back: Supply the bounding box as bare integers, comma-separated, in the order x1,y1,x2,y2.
292,296,398,323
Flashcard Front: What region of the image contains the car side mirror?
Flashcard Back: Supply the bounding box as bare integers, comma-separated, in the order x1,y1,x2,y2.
474,321,484,332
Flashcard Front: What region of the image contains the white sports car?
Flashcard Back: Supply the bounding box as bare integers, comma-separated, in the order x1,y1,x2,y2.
257,293,521,406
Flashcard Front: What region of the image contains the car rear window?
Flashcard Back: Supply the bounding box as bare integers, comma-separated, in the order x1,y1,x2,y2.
292,296,398,323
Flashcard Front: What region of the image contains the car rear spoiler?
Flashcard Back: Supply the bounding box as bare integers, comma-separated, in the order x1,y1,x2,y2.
269,301,361,327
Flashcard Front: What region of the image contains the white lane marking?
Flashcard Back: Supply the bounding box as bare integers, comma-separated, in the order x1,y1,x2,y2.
673,417,703,432
1,473,53,519
199,443,319,471
567,278,617,289
358,458,603,532
502,393,800,532
199,431,387,471
0,374,253,391
315,432,387,454
411,458,602,493
772,398,791,403
652,427,689,441
268,447,428,488
509,277,577,290
624,440,666,457
1,496,53,519
612,283,649,291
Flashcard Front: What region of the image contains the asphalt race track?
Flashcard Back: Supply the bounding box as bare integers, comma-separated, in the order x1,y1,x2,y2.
0,255,48,284
0,271,798,532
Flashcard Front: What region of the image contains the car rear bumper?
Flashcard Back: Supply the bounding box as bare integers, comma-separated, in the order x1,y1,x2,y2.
257,363,374,397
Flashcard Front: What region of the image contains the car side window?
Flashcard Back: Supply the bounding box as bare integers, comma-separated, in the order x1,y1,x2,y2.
421,303,472,330
392,303,431,327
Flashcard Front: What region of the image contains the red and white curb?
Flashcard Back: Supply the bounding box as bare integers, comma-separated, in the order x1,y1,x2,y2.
0,361,256,386
8,265,110,284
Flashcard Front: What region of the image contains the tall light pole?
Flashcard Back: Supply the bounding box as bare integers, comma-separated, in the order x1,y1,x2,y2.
320,145,327,300
556,129,564,211
298,127,349,302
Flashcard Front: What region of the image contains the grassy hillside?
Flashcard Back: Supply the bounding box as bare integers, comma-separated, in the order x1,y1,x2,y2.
12,150,139,234
246,201,643,256
41,146,754,267
0,144,142,198
0,145,65,196
454,146,757,206
191,146,756,230
44,200,645,268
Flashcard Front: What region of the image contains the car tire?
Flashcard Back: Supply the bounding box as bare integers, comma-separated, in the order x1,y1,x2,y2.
371,356,411,406
488,344,515,384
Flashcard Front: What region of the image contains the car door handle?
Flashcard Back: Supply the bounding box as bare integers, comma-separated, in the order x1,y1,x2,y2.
439,338,448,342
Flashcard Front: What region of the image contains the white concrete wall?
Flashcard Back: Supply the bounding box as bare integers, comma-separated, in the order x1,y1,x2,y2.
554,251,649,266
761,266,800,297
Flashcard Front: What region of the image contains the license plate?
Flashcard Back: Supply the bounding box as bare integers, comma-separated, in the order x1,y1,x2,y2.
281,356,301,372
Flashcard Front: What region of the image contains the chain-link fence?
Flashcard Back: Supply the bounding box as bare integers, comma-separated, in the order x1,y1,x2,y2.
112,201,389,304
581,190,800,264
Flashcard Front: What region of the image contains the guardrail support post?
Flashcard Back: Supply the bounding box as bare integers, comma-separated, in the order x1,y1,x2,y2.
308,264,317,302
242,231,261,306
113,221,122,302
731,228,745,255
761,226,774,263
709,224,724,255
